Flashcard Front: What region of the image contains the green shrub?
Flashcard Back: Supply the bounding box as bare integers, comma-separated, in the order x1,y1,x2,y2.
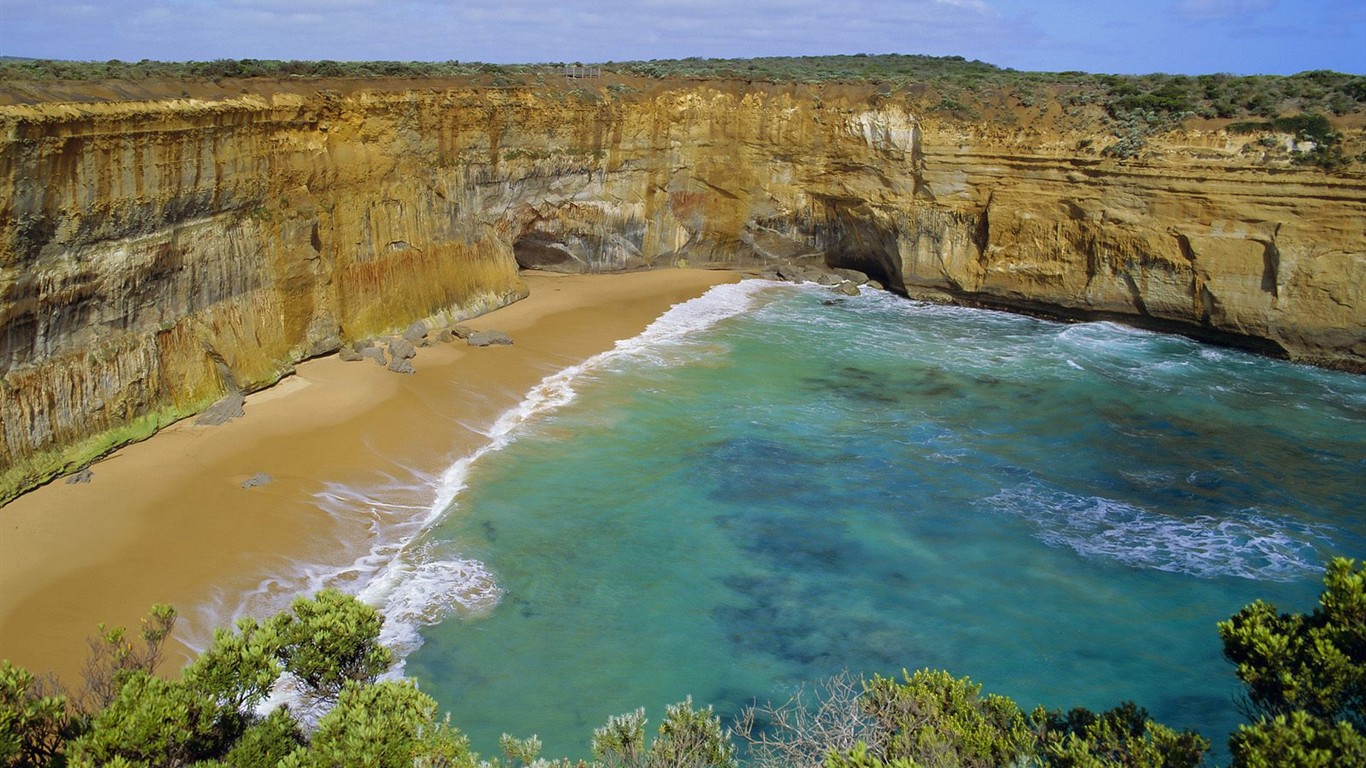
5,557,1363,767
1220,557,1365,767
1034,701,1210,768
854,669,1035,768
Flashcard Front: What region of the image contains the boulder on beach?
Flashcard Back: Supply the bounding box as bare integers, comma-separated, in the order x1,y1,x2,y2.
467,330,514,347
65,468,94,485
402,321,428,343
242,472,272,489
385,339,417,373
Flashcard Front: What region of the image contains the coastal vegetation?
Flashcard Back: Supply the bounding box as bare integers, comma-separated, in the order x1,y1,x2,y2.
3,54,1362,170
3,54,1364,123
3,559,1362,767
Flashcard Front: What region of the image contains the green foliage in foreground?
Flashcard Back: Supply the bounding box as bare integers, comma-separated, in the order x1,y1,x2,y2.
2,560,1363,767
1219,557,1366,767
805,672,1206,768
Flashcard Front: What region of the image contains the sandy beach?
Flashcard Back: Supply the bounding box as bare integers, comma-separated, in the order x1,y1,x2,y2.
0,268,739,685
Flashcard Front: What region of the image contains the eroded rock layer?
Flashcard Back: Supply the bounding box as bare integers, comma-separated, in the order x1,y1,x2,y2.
2,83,1363,500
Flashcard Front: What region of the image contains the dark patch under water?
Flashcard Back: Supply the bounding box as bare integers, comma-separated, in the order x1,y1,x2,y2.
399,284,1366,761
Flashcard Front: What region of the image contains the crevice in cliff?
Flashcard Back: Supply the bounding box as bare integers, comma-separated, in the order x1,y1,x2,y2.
1174,232,1197,265
1173,232,1212,326
1120,272,1150,316
1260,224,1281,299
696,178,741,201
972,192,992,275
193,347,246,426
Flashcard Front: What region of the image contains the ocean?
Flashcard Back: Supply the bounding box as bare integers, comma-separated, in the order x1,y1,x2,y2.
292,280,1366,760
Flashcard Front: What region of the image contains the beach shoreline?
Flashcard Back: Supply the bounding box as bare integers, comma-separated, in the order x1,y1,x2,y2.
0,268,740,685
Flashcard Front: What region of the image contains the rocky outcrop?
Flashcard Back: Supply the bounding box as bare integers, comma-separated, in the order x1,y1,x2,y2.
2,81,1363,502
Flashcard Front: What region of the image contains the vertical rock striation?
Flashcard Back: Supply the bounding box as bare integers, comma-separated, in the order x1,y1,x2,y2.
2,82,1363,501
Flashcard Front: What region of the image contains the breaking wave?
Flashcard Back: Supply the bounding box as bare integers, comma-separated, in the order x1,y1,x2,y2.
978,482,1335,581
208,279,773,670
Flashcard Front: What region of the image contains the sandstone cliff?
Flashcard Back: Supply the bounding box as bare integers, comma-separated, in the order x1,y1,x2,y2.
2,80,1363,502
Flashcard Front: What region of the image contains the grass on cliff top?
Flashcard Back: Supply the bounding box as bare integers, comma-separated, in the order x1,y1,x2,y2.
3,54,1363,120
4,54,1363,169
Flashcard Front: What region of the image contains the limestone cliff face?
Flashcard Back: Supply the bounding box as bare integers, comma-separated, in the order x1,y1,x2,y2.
885,121,1366,366
2,82,1363,501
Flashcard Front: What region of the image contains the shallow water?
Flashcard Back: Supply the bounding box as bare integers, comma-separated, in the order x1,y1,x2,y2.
384,282,1364,760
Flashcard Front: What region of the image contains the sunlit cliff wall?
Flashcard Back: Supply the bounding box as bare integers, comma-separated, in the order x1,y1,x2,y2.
2,83,1363,501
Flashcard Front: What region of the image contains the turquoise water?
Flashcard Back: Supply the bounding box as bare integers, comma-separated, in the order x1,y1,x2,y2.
390,282,1364,761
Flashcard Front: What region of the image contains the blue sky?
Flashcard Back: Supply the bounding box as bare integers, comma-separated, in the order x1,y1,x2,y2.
0,0,1361,75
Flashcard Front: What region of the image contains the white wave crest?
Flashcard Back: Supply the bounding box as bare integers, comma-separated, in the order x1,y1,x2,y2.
979,482,1332,581
206,280,770,668
359,543,502,671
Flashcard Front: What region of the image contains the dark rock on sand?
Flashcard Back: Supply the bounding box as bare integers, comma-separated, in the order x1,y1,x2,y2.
467,330,514,347
403,321,428,343
360,344,387,367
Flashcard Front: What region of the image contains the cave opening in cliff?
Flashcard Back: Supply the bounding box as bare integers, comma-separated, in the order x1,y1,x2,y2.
826,252,903,295
811,199,906,295
513,232,585,272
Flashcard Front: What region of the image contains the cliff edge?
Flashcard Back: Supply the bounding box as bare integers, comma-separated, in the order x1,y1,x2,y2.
2,76,1363,502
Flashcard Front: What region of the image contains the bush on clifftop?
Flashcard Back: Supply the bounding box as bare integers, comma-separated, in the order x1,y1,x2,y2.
2,561,1363,767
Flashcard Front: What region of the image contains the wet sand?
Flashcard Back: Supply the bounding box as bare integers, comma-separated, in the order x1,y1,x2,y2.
0,269,739,685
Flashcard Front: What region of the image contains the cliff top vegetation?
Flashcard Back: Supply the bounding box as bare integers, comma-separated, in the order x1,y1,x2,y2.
2,54,1363,171
2,53,1363,120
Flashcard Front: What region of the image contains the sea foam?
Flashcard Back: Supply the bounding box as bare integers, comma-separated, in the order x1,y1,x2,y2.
209,279,773,670
979,482,1334,581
